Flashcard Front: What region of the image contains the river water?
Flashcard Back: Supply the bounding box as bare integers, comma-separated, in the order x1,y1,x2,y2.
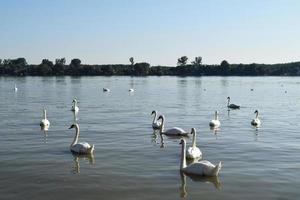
0,76,299,200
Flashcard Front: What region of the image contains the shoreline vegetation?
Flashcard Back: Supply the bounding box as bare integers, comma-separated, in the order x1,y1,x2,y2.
1,57,300,76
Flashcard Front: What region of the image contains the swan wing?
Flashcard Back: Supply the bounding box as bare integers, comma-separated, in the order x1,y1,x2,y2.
183,160,216,176
251,119,261,126
229,104,240,109
209,120,220,127
165,127,187,136
71,142,91,154
40,119,50,127
186,146,202,159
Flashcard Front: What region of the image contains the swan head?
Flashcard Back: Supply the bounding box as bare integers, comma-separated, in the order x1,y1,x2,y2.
157,115,164,121
179,138,186,145
227,96,230,100
72,99,77,103
191,128,196,134
151,110,156,115
254,110,258,114
68,124,77,129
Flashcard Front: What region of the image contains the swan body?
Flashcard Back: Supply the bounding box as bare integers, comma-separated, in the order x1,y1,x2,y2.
14,84,18,92
180,139,221,176
71,99,79,112
251,110,261,127
151,110,161,129
103,88,110,92
69,124,94,154
129,88,134,92
227,97,240,109
157,115,190,137
40,109,50,130
186,128,202,159
209,111,220,128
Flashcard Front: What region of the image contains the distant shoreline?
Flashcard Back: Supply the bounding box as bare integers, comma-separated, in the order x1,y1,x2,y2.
1,58,300,76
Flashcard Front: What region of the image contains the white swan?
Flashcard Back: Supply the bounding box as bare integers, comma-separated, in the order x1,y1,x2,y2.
180,139,221,176
129,88,134,92
151,110,161,129
71,99,79,113
157,115,190,137
40,109,50,131
14,84,18,92
209,111,221,128
251,110,261,127
68,123,95,154
227,97,240,109
186,128,202,159
103,88,110,92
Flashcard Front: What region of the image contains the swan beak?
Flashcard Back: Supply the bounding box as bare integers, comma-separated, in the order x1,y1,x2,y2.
68,125,74,129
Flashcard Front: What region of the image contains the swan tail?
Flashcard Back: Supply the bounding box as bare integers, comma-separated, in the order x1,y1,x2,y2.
212,162,222,176
88,145,95,154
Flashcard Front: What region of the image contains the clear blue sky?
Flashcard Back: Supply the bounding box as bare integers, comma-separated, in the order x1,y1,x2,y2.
0,0,300,66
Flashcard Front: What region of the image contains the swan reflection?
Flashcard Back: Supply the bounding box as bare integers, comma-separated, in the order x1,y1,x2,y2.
151,129,159,144
41,130,48,143
210,127,220,139
179,172,222,197
160,133,165,148
72,153,95,174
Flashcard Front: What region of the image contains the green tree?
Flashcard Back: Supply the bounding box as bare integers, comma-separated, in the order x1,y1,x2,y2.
55,58,66,65
191,56,202,66
71,58,81,67
177,56,188,66
220,60,230,75
133,62,150,76
37,59,53,75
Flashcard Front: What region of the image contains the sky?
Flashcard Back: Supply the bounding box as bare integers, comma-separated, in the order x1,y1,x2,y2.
0,0,300,66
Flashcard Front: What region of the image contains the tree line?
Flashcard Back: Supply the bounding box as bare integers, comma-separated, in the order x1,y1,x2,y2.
1,57,300,76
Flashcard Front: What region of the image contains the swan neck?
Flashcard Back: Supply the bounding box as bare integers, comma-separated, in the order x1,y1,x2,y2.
256,112,259,119
180,141,187,169
215,112,218,120
192,130,197,148
152,111,157,124
71,124,79,147
227,98,230,106
43,110,47,120
73,101,77,108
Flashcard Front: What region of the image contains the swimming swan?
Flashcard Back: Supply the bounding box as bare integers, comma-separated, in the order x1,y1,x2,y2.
40,109,50,131
151,110,161,129
14,84,18,92
69,123,94,154
129,88,134,92
157,115,190,137
103,88,110,92
209,111,221,128
186,128,202,159
251,110,261,127
180,139,221,176
227,97,240,109
71,99,79,113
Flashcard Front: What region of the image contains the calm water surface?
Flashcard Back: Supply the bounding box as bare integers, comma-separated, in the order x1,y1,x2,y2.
0,76,300,200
